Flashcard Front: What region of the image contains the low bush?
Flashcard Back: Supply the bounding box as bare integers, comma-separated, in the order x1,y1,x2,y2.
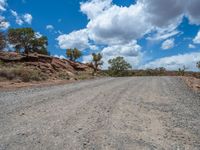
58,72,70,80
0,66,47,82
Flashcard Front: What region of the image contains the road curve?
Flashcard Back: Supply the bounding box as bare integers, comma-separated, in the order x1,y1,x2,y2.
0,77,200,150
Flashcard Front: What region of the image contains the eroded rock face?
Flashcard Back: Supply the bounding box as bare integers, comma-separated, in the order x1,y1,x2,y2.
0,51,94,80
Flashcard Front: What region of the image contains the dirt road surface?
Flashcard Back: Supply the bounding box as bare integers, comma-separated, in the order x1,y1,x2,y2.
0,77,200,150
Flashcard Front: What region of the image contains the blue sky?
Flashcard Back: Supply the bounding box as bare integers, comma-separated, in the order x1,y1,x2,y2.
1,0,200,71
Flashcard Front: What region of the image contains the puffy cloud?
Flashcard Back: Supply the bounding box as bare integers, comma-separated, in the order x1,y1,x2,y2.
102,41,141,57
0,20,9,29
87,3,151,45
11,10,17,17
46,25,54,31
193,30,200,44
11,10,33,25
82,55,93,63
11,10,23,25
139,0,184,27
57,0,200,69
0,0,7,11
59,0,200,48
35,32,42,38
23,13,32,24
80,0,112,20
0,16,9,30
142,52,200,71
101,41,143,68
188,44,195,49
54,55,66,59
161,38,175,50
147,26,180,41
186,0,200,25
57,29,90,50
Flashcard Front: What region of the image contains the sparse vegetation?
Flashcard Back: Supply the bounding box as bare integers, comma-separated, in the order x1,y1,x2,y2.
0,32,6,51
177,66,186,76
92,53,103,75
108,56,132,77
0,65,47,82
58,72,70,80
197,61,200,70
66,48,82,61
8,28,48,55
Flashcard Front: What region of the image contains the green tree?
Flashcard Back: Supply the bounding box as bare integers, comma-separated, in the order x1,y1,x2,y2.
73,48,82,61
0,32,6,51
32,36,48,55
66,48,82,61
92,53,103,74
8,28,48,55
197,61,200,70
66,49,73,60
108,56,132,76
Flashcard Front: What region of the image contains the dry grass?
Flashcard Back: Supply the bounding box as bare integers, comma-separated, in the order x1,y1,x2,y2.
0,64,47,82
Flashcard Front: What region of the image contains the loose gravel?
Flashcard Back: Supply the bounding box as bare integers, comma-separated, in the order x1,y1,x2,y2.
0,77,200,150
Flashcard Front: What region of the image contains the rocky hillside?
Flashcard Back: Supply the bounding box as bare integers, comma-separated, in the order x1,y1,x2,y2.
0,51,94,82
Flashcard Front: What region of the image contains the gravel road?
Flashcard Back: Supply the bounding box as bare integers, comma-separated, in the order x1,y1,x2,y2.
0,77,200,150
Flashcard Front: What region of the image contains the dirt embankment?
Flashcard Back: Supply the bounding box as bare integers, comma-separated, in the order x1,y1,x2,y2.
0,77,200,150
181,76,200,92
0,51,95,89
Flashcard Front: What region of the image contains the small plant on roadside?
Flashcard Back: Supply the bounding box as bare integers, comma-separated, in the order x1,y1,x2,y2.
197,61,200,70
177,66,186,76
92,53,103,75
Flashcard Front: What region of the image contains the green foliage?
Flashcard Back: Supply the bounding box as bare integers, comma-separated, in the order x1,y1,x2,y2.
92,53,103,74
108,56,132,77
197,61,200,70
0,32,6,51
8,28,48,55
177,66,186,76
66,48,82,61
32,35,48,55
0,60,4,66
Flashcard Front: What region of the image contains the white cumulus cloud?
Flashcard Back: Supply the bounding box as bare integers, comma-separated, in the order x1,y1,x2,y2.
142,52,200,71
161,38,175,50
189,44,195,49
57,0,200,70
11,10,33,25
0,0,7,11
23,13,32,24
46,25,54,31
193,30,200,44
101,41,143,69
57,29,90,50
0,16,9,30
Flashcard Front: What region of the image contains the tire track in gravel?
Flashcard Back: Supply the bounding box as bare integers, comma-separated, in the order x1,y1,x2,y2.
0,77,199,150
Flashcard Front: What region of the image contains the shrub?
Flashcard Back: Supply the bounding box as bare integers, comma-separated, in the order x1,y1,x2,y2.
0,66,47,82
58,72,70,80
92,53,103,74
177,66,186,76
66,48,82,61
197,61,200,70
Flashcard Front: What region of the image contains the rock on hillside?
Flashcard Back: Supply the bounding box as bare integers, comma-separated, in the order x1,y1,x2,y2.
0,51,94,80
